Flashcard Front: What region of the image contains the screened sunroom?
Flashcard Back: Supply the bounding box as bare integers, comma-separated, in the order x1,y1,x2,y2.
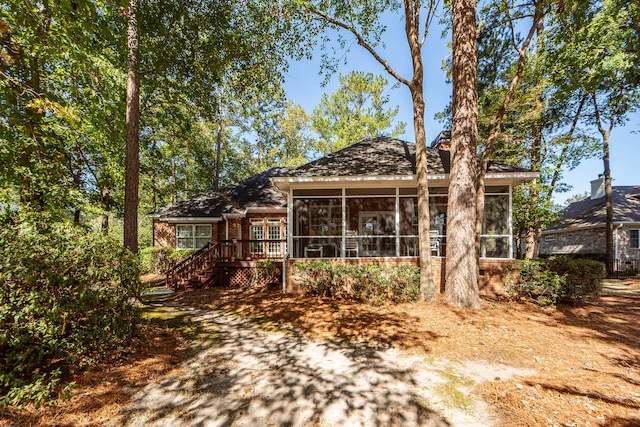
286,185,512,260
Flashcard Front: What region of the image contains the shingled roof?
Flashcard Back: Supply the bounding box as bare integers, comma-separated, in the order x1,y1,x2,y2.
153,167,290,219
546,186,640,231
277,136,531,178
154,137,534,219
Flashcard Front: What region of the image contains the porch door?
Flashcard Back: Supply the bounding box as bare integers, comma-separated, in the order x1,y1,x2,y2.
359,212,395,256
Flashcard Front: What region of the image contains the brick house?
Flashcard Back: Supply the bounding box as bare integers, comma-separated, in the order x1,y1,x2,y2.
152,136,538,293
540,177,640,267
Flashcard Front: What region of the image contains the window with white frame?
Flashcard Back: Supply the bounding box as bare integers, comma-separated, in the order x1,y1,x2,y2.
176,224,211,250
250,218,285,256
631,229,640,249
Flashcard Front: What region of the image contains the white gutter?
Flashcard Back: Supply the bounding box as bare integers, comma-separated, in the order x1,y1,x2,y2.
160,217,223,223
245,207,287,214
272,171,538,185
542,221,640,235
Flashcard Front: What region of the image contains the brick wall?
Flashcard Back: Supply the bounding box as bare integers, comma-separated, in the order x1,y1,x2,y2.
153,220,175,247
540,226,640,261
539,228,605,256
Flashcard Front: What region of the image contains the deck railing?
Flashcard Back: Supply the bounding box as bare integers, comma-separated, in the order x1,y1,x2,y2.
165,239,287,290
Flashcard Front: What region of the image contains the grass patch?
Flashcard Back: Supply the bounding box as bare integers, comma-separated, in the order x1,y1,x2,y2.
140,306,218,345
433,367,475,411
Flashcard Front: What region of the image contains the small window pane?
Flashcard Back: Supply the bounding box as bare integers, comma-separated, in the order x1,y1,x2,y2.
346,188,395,196
195,238,210,248
177,225,193,237
485,186,509,194
293,188,342,196
177,237,193,250
195,225,211,236
631,230,639,249
399,188,417,196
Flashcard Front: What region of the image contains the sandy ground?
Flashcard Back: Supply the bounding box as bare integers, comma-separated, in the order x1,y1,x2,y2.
112,308,532,426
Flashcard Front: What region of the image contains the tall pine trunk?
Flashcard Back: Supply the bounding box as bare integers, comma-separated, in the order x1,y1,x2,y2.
124,0,140,253
447,0,480,307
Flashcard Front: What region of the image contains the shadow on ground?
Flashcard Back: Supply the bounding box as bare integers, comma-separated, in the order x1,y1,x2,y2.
113,309,459,427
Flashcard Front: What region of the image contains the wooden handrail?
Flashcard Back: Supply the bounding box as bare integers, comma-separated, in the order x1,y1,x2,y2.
165,239,287,290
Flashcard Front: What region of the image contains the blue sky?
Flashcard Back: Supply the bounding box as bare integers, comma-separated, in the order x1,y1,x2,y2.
282,13,638,206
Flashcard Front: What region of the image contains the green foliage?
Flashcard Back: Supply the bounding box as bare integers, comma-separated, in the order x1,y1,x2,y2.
139,246,174,274
546,257,605,300
506,257,605,306
506,259,565,306
291,261,419,305
310,71,406,156
0,218,142,406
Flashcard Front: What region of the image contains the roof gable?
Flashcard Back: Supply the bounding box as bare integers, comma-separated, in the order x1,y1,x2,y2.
546,186,640,231
154,137,535,219
153,167,289,219
278,136,530,178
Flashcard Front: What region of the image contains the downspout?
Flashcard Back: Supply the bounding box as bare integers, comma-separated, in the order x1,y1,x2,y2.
614,223,623,263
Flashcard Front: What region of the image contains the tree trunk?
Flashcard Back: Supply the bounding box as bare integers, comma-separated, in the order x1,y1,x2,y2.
411,84,436,300
592,95,615,273
404,0,435,300
214,86,223,190
101,185,110,234
524,19,546,259
124,0,140,253
603,134,614,270
447,0,480,307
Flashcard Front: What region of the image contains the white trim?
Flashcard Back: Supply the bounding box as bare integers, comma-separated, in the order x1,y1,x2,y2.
245,206,287,214
176,224,212,250
273,171,538,187
162,217,222,223
508,184,513,258
543,221,640,235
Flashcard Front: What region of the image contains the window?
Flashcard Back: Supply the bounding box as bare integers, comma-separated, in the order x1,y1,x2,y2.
176,225,211,250
250,218,285,256
631,229,640,249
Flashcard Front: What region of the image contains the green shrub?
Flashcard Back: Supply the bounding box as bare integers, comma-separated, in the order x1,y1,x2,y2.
291,261,419,305
506,257,605,306
170,249,197,264
547,257,605,301
0,219,142,407
506,259,565,306
139,246,174,274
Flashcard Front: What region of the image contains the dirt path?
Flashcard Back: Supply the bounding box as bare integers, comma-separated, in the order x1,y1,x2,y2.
112,308,531,427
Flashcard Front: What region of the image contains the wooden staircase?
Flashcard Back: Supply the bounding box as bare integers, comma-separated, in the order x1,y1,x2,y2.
165,242,221,290
165,240,285,291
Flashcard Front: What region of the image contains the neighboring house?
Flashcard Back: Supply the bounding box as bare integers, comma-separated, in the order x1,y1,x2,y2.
540,177,640,265
152,135,538,293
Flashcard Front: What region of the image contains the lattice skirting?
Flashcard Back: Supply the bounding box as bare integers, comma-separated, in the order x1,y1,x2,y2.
218,266,282,287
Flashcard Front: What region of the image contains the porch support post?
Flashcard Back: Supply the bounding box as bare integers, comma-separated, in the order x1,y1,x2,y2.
395,187,400,258
341,187,346,258
508,184,513,259
287,189,293,259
